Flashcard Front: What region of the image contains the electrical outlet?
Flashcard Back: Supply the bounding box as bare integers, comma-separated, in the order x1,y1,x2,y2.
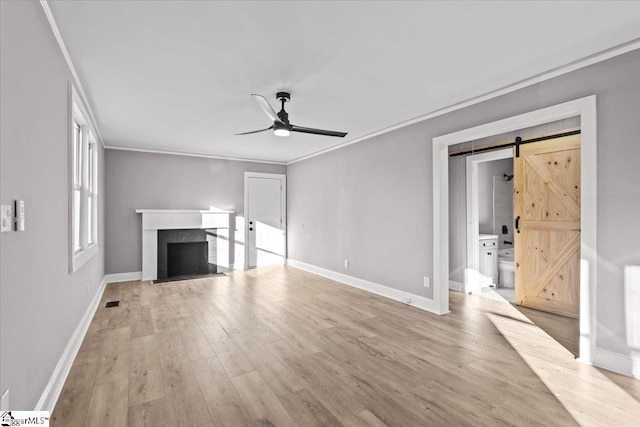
1,389,9,411
344,260,349,268
424,276,430,288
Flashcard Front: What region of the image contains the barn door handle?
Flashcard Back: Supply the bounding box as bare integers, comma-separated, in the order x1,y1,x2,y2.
515,216,521,234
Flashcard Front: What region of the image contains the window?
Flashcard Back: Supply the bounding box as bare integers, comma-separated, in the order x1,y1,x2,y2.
70,87,99,272
72,121,82,252
87,141,97,245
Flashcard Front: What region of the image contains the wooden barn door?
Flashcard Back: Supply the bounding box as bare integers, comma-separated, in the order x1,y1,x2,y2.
514,134,581,318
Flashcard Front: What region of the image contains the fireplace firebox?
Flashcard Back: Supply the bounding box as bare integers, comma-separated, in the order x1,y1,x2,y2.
156,229,218,282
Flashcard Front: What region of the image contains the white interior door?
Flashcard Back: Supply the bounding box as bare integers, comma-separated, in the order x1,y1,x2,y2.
244,172,286,268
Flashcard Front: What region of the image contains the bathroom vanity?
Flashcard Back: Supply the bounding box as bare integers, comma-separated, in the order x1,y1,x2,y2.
478,234,499,286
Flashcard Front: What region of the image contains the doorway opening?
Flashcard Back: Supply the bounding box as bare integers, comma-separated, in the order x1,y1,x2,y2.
433,95,597,363
458,147,514,297
449,124,582,356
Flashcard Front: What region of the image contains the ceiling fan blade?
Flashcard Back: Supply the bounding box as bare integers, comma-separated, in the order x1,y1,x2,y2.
235,125,274,136
251,94,283,124
291,125,347,138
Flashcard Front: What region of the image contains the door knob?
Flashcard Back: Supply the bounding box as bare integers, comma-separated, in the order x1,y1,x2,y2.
515,216,521,234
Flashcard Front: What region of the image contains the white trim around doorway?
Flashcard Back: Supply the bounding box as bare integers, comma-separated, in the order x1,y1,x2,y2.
243,172,287,269
432,95,597,364
465,148,514,295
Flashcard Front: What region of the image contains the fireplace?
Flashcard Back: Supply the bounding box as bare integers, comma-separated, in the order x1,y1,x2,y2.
157,229,218,282
136,209,233,281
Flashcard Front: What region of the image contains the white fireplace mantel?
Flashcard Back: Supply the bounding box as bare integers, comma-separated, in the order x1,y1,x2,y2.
136,209,233,281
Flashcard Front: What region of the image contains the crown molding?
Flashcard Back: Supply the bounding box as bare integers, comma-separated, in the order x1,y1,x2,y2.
286,38,640,165
36,0,639,164
39,0,105,147
104,145,287,165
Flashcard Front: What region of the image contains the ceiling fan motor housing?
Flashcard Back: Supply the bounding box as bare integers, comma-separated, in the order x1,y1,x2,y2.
276,92,291,102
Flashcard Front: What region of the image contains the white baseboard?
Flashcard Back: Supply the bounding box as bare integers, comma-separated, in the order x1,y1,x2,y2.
35,275,108,412
104,271,142,283
591,347,640,379
286,258,446,315
449,280,464,292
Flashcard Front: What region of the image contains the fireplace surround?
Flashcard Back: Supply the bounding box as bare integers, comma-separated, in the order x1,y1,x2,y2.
136,209,233,281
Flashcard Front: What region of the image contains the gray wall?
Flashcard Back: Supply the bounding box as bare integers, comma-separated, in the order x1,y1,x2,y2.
104,149,284,274
287,48,640,357
478,158,513,234
287,123,431,297
0,1,105,409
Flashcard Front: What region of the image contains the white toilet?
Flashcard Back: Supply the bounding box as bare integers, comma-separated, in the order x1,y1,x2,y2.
498,248,515,288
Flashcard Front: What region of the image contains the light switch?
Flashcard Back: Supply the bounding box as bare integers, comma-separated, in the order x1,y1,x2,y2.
15,200,24,232
1,204,11,232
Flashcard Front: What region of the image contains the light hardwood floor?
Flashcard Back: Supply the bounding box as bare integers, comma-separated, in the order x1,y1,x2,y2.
51,266,640,426
514,304,579,357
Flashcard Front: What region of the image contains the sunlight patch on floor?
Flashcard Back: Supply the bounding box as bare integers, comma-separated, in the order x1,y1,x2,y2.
486,305,640,426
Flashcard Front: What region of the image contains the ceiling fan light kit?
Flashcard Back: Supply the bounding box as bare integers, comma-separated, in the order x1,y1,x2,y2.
273,123,290,137
237,91,347,139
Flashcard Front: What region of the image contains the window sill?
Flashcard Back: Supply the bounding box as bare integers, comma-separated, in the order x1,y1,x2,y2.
71,244,99,273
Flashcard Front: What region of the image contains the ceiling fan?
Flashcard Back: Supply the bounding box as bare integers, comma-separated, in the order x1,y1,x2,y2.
236,92,347,138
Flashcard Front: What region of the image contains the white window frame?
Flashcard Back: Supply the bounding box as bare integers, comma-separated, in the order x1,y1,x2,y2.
70,86,99,272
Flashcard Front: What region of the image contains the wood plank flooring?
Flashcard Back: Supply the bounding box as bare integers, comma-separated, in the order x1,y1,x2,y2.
51,266,640,426
514,304,579,357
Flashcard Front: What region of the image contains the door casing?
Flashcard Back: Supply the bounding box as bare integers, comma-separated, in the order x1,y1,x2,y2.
432,95,597,363
243,172,287,269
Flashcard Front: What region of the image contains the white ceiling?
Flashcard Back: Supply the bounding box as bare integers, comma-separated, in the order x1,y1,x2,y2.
47,1,640,163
